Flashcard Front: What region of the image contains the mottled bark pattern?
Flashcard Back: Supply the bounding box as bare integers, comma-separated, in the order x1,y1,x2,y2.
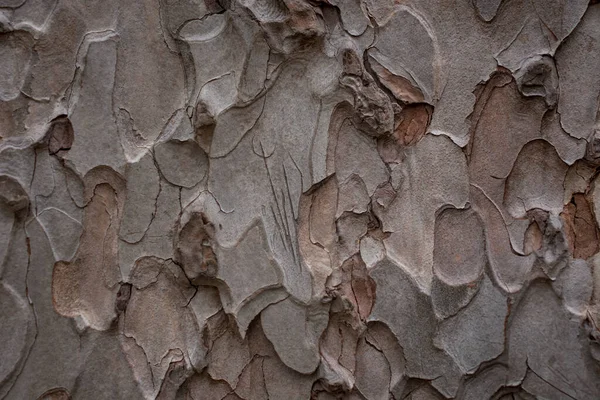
1,0,600,399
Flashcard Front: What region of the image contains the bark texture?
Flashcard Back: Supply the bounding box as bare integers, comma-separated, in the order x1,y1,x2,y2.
1,0,600,399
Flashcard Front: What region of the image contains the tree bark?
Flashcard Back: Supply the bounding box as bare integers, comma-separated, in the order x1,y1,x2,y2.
1,0,600,399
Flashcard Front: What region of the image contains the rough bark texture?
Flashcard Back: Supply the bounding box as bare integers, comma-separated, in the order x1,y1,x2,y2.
1,1,600,399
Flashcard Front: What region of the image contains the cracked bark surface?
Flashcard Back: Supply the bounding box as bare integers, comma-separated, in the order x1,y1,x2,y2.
1,0,600,399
